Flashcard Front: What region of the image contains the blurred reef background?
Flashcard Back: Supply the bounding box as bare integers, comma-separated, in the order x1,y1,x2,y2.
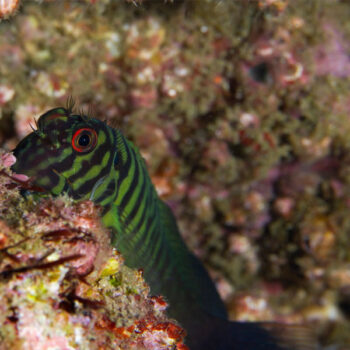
1,0,350,348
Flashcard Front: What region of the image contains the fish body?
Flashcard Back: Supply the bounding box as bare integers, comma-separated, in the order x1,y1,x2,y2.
12,107,314,350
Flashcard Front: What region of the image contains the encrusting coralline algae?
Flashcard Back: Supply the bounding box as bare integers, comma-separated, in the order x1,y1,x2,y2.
0,151,187,350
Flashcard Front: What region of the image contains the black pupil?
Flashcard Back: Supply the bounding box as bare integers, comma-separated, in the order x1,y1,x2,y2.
78,133,90,147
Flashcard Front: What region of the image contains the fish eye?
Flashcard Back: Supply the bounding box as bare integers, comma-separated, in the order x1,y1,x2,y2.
72,128,97,153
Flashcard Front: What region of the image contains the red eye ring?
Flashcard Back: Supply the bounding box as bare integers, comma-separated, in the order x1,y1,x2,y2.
72,128,97,153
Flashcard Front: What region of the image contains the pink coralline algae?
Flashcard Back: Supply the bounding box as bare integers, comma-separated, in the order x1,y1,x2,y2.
314,24,350,78
0,0,20,19
0,151,187,350
0,85,15,106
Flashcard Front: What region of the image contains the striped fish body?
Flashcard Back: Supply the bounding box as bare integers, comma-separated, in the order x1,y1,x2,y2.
12,108,227,338
12,107,313,350
102,134,228,314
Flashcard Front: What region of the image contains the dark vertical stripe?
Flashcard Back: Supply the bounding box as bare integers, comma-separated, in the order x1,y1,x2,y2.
119,149,140,212
124,166,147,227
95,177,116,204
116,137,132,186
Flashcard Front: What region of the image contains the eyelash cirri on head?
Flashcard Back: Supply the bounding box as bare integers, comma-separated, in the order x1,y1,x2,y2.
12,106,117,200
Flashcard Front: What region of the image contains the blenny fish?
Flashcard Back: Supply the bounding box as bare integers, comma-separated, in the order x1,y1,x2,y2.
12,106,315,350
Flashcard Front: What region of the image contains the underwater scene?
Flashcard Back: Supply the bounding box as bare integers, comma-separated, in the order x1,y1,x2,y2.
0,0,350,349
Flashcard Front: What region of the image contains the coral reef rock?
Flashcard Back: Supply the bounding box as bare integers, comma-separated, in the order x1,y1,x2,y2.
0,150,186,350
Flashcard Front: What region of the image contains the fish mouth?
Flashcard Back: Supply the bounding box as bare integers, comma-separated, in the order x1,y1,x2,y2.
5,169,46,193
